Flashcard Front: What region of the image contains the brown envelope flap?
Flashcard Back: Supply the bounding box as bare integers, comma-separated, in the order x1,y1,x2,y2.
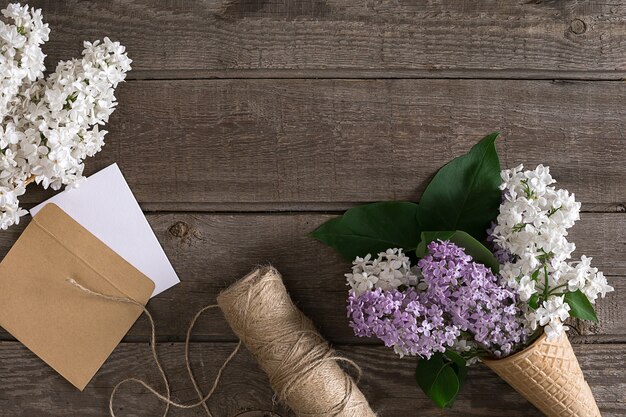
32,203,154,303
0,203,155,390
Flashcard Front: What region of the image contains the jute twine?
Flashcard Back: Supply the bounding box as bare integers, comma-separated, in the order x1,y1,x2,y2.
67,278,241,417
217,267,376,417
67,266,375,417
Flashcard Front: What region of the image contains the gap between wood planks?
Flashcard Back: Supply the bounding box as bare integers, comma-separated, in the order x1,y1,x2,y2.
15,201,626,213
125,69,626,81
136,203,625,214
1,330,625,345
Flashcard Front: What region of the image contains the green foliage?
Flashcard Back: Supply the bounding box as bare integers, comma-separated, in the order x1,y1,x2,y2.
309,201,421,261
310,133,503,263
415,351,468,408
565,289,598,322
416,133,502,241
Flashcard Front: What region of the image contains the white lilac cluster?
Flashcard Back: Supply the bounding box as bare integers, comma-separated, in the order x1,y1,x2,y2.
0,3,131,229
345,248,420,295
492,164,613,340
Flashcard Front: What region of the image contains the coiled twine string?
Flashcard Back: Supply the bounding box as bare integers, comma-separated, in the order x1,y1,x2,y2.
67,278,240,417
67,267,376,417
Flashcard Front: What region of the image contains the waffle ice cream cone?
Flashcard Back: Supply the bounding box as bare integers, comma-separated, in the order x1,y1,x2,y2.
482,332,601,417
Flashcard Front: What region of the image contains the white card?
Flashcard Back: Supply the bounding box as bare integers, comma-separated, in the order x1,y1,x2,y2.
30,163,180,297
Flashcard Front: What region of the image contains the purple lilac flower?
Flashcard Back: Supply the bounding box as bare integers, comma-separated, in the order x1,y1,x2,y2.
347,240,527,359
419,240,527,357
347,288,460,358
486,221,514,264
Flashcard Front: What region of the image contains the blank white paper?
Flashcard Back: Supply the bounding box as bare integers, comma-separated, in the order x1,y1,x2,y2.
30,163,180,297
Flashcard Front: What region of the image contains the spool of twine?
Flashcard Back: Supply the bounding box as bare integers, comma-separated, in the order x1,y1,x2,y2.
217,266,376,417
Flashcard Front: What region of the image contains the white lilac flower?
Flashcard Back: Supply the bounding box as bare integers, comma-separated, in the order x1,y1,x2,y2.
543,320,567,340
0,185,26,229
530,295,571,340
0,3,48,117
492,164,613,340
345,248,419,295
536,295,571,326
0,4,131,229
554,256,614,303
582,271,613,303
517,275,537,302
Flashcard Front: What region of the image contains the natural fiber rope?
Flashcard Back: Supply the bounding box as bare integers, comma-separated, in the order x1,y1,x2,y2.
217,267,376,417
67,266,375,417
67,278,241,417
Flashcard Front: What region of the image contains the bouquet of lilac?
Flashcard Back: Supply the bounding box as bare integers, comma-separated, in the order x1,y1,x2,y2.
311,133,613,413
347,243,526,360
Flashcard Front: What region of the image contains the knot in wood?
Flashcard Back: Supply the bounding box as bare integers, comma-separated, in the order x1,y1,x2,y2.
570,19,587,34
169,221,190,238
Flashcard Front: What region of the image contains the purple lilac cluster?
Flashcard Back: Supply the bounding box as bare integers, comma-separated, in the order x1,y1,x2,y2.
347,240,527,359
486,222,513,264
347,287,460,357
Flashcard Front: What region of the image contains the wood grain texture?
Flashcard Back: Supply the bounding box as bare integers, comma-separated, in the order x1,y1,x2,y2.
0,341,623,417
18,79,626,211
0,1,624,416
11,0,626,78
0,213,622,343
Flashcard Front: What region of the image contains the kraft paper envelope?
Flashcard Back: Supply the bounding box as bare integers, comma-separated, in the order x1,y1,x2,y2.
0,203,155,390
30,163,180,297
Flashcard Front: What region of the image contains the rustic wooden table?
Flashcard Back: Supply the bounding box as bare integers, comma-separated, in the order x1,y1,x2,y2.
0,1,624,416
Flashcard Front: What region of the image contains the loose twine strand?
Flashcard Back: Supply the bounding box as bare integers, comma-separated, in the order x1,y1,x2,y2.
67,278,241,417
67,266,375,417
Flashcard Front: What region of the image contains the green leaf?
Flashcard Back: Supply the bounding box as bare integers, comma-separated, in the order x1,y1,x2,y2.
528,293,540,310
444,350,469,388
415,231,455,257
531,269,540,281
415,230,500,273
416,352,466,409
444,349,466,366
417,132,502,241
309,201,421,261
564,289,598,322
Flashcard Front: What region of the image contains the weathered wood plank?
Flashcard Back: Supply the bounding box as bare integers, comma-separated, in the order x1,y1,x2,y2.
14,0,626,78
0,213,623,343
18,79,626,210
0,341,622,416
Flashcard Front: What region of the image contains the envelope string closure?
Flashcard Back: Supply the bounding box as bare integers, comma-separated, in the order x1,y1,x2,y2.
67,278,241,417
32,215,141,302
